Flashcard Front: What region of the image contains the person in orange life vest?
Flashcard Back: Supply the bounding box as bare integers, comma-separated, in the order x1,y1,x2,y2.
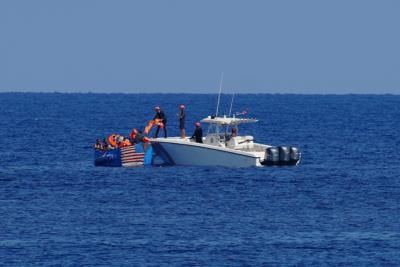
178,104,186,138
153,106,167,138
130,128,150,144
107,134,118,148
191,122,203,143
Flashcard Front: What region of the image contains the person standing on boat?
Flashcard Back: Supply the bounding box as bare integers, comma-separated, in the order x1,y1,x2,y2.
178,104,186,139
153,106,167,138
231,127,237,137
191,122,203,143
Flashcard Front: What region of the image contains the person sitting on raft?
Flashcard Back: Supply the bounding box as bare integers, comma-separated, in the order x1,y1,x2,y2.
107,134,128,149
95,139,104,150
130,128,150,144
116,136,132,148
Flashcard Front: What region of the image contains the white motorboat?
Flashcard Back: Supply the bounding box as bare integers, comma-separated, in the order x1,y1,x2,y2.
150,115,301,167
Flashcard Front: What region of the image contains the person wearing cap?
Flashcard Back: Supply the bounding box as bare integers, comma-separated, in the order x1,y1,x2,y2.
178,104,186,139
191,122,203,143
153,106,167,138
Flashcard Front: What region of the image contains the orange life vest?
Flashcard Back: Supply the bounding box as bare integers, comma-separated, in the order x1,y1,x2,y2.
144,119,164,134
107,134,117,147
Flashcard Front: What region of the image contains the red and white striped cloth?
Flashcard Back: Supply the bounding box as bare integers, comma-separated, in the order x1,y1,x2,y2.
120,145,145,167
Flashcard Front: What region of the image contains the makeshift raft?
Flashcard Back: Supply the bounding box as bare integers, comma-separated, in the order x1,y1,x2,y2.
94,143,153,167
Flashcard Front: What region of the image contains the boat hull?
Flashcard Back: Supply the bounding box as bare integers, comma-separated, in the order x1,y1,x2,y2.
94,148,122,167
94,144,153,167
151,139,262,167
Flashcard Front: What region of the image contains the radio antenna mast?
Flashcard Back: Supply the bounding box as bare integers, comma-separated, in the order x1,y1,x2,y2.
228,93,235,117
215,72,224,117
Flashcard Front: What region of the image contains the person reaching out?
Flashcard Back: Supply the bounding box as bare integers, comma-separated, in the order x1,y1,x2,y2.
153,106,167,138
130,128,150,144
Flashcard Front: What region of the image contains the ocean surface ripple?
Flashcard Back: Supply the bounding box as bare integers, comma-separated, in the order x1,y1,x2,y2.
1,93,400,266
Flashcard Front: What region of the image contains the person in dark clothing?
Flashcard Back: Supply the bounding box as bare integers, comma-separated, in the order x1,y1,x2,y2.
153,106,167,138
191,122,203,143
178,104,186,138
231,127,237,137
95,139,102,150
103,138,110,150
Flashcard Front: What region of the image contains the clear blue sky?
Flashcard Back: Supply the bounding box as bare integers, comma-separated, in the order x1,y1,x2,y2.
1,0,399,93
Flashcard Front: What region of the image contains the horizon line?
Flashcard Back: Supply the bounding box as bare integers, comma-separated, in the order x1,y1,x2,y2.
0,91,399,96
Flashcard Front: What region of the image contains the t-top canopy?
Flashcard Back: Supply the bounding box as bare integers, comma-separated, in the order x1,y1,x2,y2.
200,116,258,125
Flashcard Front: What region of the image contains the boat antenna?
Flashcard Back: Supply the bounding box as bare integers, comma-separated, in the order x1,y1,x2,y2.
228,93,235,117
215,72,224,117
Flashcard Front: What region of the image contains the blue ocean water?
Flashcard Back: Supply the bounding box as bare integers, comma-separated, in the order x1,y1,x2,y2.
1,93,400,266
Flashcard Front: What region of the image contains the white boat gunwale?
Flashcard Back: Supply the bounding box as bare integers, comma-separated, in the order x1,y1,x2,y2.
150,137,267,159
